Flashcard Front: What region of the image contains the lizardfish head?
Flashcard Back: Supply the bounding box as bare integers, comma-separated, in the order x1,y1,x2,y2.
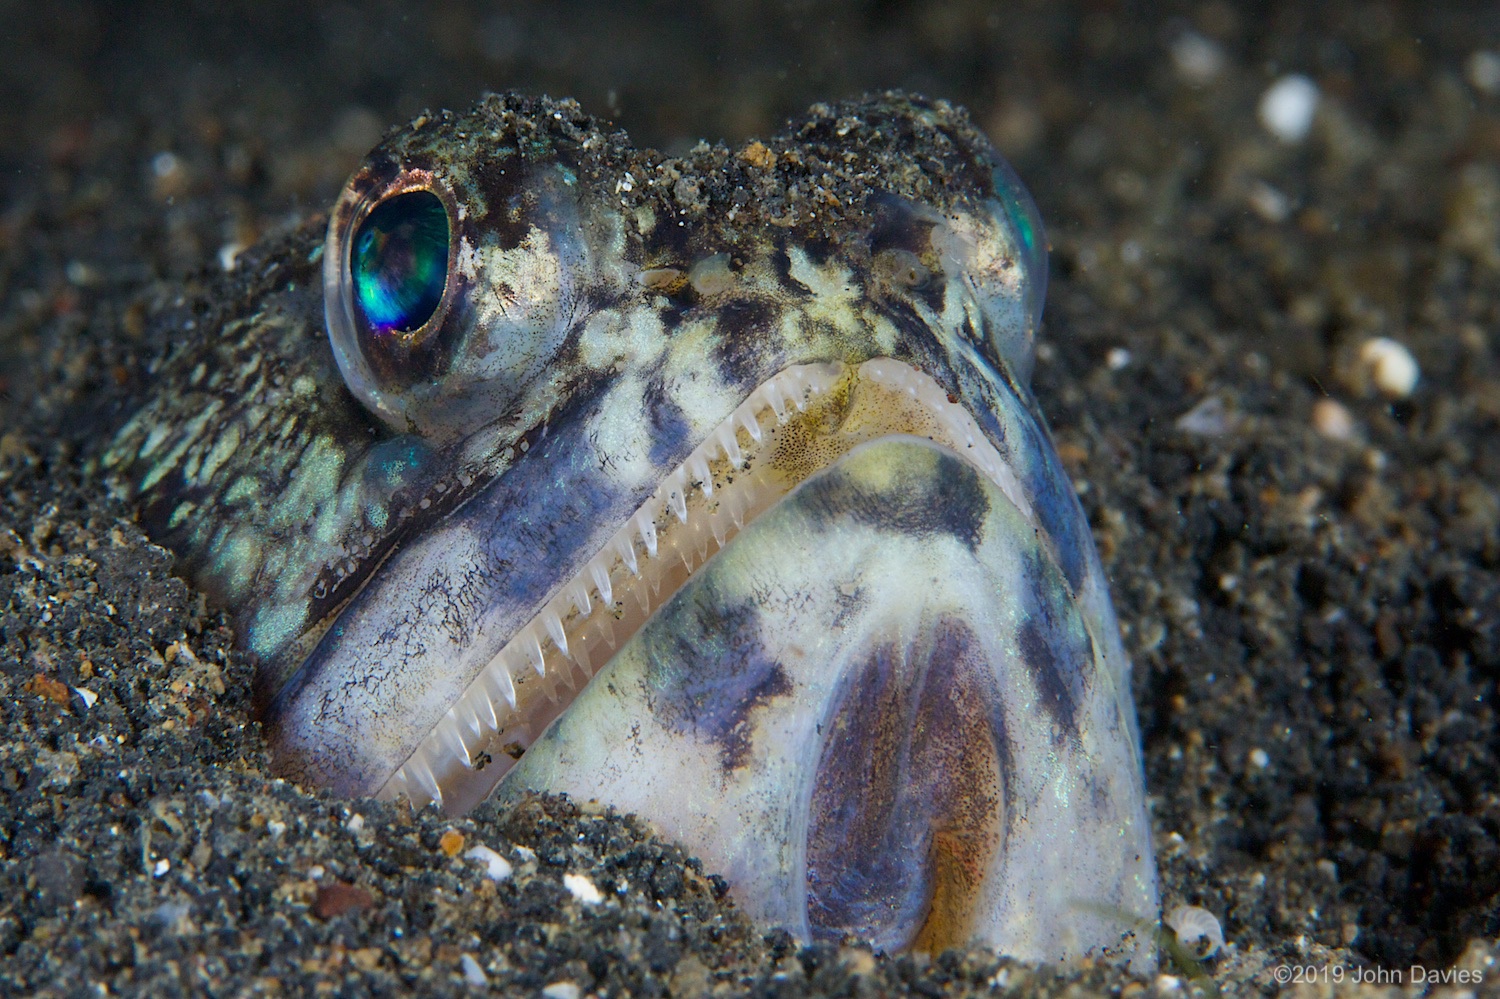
106,93,1157,965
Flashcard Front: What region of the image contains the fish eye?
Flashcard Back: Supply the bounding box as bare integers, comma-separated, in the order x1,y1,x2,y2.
324,148,623,442
351,190,450,339
325,170,463,432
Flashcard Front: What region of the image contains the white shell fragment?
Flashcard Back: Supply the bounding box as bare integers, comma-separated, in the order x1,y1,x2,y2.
1258,74,1320,143
460,954,488,986
463,844,514,882
563,873,604,905
1311,399,1356,441
1164,905,1225,959
1358,337,1419,398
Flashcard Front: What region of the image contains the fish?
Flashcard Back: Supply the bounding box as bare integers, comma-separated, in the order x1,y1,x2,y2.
103,91,1158,966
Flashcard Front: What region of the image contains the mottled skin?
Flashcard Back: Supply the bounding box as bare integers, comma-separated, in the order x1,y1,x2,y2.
105,93,1157,964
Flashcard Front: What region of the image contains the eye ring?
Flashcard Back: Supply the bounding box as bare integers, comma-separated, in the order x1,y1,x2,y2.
324,169,460,428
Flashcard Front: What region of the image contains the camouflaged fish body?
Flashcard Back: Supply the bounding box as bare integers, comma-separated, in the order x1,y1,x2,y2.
105,93,1157,965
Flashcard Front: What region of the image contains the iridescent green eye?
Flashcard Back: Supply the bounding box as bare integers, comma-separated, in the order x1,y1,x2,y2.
351,190,450,337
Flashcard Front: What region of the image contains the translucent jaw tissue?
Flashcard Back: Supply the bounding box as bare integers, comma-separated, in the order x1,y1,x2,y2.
380,357,1031,814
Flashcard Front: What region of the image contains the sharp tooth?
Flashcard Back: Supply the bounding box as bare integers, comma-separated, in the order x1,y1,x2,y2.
766,385,788,422
458,699,485,738
668,486,687,523
472,691,497,732
572,640,592,674
690,455,712,496
679,545,694,572
638,514,658,558
635,585,651,614
710,515,726,546
386,769,409,801
616,537,639,576
572,582,591,617
441,717,474,768
490,662,518,710
598,616,617,651
741,412,762,442
410,759,443,808
718,426,742,466
526,629,548,675
542,613,569,660
591,564,612,605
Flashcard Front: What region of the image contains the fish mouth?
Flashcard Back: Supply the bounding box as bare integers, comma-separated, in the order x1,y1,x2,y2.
382,357,1028,815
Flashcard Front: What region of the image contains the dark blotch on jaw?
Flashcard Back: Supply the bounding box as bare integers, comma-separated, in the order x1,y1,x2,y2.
640,597,792,773
809,448,989,553
469,157,539,254
769,246,813,299
643,369,695,470
806,615,1005,952
710,297,779,389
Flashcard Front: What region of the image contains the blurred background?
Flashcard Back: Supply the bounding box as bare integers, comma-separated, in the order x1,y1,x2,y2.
3,0,1494,280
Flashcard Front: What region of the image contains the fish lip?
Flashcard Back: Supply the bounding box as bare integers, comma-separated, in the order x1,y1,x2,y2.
379,356,1034,816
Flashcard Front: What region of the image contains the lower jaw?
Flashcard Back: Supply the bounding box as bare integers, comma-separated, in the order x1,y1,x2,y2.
381,357,1024,816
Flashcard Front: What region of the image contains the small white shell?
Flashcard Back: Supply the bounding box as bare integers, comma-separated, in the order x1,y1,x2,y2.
1164,904,1225,959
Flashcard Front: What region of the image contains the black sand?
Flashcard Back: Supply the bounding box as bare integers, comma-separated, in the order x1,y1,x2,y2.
2,2,1497,995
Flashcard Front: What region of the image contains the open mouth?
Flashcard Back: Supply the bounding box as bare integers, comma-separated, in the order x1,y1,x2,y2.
384,356,1028,815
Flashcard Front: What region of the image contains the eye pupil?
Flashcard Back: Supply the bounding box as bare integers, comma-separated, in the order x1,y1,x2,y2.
351,190,449,336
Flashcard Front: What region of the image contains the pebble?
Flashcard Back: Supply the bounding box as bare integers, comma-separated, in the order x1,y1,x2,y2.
1175,396,1233,436
438,828,466,857
541,983,581,999
1311,398,1356,441
563,872,604,905
1358,337,1419,398
311,882,374,919
460,953,488,987
1247,181,1291,223
1169,29,1226,86
1259,74,1320,143
463,844,514,882
1467,50,1500,95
